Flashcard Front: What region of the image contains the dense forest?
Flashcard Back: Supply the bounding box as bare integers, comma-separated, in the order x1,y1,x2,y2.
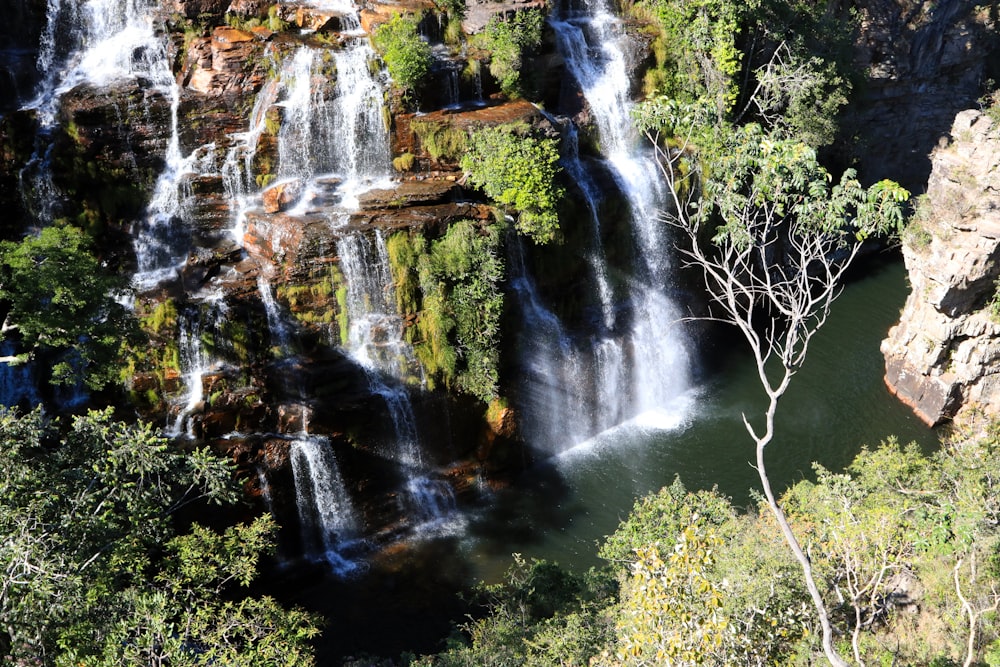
0,0,999,664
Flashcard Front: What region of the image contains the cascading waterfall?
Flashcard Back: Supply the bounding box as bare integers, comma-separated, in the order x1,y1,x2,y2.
27,0,170,124
274,29,391,211
514,0,693,453
168,299,225,438
337,232,424,468
24,0,175,224
290,434,361,573
509,240,626,448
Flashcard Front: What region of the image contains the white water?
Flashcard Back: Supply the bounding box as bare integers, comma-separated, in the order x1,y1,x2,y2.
275,35,392,211
258,275,296,355
168,299,226,438
290,434,361,573
511,0,692,453
28,0,172,124
337,232,425,469
403,476,465,537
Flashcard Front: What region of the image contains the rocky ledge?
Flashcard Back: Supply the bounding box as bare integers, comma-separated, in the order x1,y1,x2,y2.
882,109,1000,426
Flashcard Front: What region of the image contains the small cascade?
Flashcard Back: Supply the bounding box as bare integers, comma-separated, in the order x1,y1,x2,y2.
225,74,282,242
290,434,361,573
337,232,425,469
257,275,295,355
257,467,276,517
132,116,215,290
403,476,464,537
168,300,225,438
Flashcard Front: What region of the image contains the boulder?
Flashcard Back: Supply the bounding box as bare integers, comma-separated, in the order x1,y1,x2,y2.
882,110,1000,426
462,0,547,34
262,179,305,213
171,0,229,19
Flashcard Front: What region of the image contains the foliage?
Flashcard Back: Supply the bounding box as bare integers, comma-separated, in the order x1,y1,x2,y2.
387,220,505,401
460,124,564,244
411,120,469,162
414,555,616,666
633,0,856,146
0,225,140,390
416,420,1000,665
372,14,432,98
472,9,544,98
0,408,318,665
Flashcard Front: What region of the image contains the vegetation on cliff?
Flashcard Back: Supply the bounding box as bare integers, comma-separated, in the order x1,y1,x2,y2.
387,219,505,401
460,124,563,244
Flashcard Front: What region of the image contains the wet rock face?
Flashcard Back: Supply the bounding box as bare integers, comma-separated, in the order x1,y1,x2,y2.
844,1,998,191
882,110,1000,426
0,0,47,110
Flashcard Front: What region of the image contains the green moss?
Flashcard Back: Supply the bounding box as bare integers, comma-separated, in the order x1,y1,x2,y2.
141,299,178,335
411,120,468,162
393,152,416,172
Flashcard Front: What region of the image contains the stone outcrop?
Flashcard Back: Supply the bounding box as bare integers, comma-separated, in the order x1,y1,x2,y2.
882,109,1000,426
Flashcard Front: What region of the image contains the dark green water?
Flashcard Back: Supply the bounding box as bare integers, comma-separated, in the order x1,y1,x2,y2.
460,257,937,579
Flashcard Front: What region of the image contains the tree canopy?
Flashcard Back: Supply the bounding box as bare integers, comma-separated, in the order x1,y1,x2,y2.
0,225,138,391
0,408,318,665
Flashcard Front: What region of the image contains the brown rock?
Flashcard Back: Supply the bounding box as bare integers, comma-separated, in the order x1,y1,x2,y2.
355,180,459,209
462,0,547,34
262,179,305,213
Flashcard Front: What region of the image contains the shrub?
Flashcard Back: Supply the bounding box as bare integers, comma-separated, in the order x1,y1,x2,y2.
460,123,563,244
371,13,432,98
472,9,544,98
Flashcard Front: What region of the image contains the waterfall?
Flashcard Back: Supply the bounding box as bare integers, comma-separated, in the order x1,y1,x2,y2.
168,300,225,438
512,0,692,453
258,275,295,355
274,32,391,211
27,0,171,124
337,232,425,469
290,434,361,573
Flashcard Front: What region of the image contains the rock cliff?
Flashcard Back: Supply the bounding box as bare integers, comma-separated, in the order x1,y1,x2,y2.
843,0,997,192
882,109,1000,426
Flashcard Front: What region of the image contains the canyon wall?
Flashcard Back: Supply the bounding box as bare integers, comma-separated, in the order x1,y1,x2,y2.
882,109,1000,426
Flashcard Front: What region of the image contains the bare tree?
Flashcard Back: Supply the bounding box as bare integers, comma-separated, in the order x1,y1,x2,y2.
641,105,908,667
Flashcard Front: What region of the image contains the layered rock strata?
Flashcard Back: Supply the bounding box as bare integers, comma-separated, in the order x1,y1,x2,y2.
882,109,1000,426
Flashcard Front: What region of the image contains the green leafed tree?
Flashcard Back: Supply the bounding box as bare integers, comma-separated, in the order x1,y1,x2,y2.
0,408,318,665
0,225,139,390
460,124,564,244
